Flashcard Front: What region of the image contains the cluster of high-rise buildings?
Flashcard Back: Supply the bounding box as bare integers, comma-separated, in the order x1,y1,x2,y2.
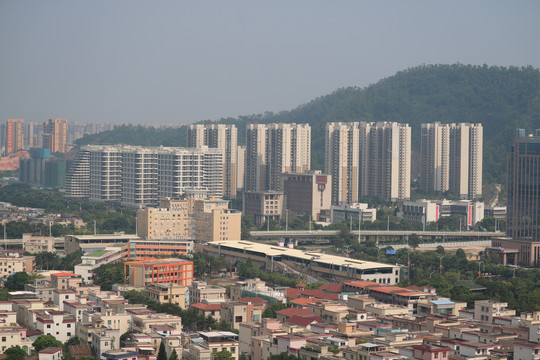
66,144,224,206
2,118,114,156
64,121,484,212
420,122,483,199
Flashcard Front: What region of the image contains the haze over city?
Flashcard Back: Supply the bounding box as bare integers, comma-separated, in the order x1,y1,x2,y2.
1,1,539,125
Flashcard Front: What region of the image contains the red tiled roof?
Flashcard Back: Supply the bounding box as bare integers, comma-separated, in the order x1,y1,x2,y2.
190,303,221,311
286,315,322,327
285,288,302,299
343,280,379,288
39,347,63,354
369,286,404,294
289,298,322,306
295,282,306,288
25,329,43,337
237,297,268,305
300,289,339,301
68,345,93,356
276,308,313,317
51,272,80,277
319,283,343,293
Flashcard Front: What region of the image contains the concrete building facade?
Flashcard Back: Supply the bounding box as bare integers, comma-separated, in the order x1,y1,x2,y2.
187,124,238,198
421,122,483,200
245,123,311,193
66,145,224,206
5,119,24,155
325,122,359,205
42,118,67,154
280,170,332,221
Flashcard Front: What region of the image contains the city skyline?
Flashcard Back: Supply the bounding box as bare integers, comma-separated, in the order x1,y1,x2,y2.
1,2,539,125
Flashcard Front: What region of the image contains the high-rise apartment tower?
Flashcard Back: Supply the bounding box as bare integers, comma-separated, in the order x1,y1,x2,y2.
187,124,238,198
245,123,311,192
421,122,482,199
5,119,24,155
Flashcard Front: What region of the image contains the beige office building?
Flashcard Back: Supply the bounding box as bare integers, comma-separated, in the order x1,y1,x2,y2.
137,196,241,242
187,124,238,198
245,123,311,192
325,122,359,205
421,122,483,199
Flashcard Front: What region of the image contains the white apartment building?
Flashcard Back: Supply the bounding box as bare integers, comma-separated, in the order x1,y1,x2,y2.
325,122,359,205
400,199,485,227
245,123,311,193
359,122,411,201
421,122,483,200
187,124,238,198
66,145,224,206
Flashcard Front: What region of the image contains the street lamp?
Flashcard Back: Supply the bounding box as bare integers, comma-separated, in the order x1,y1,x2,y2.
478,261,484,276
438,256,444,275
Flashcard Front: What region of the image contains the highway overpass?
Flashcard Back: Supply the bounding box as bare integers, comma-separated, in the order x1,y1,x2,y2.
250,230,500,243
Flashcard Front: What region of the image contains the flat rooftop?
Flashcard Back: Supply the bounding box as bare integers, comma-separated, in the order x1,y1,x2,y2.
209,240,398,270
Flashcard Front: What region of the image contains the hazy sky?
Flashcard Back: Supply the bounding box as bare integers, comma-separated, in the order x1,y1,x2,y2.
1,1,539,125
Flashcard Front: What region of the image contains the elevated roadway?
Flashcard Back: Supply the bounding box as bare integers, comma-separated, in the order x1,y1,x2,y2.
250,230,500,243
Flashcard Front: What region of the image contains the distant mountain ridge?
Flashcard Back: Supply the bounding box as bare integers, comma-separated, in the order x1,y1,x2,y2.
76,64,540,184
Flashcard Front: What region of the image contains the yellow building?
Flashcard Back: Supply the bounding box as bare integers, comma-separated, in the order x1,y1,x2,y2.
146,283,187,309
137,196,241,242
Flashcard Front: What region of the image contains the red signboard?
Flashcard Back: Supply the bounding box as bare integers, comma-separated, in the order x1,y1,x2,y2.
316,175,327,184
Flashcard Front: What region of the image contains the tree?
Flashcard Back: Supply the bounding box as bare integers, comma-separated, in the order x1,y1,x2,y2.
408,234,420,249
5,346,26,360
169,349,179,360
262,303,289,318
157,341,167,360
64,336,81,348
4,272,31,291
94,262,125,291
120,331,136,347
436,245,445,255
212,350,233,360
32,334,63,352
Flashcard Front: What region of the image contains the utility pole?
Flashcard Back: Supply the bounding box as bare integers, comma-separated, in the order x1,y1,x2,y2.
387,216,390,231
286,210,288,232
94,220,97,235
439,256,443,275
358,211,362,243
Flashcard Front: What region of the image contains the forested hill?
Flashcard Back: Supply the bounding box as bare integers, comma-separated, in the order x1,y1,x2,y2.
76,64,540,184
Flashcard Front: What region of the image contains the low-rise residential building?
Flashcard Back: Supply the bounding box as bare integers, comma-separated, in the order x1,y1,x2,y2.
189,281,226,305
91,328,120,360
190,303,222,321
184,331,239,360
38,347,63,360
0,327,33,354
131,312,182,333
474,300,516,323
34,309,76,342
0,256,35,280
22,234,55,253
146,283,188,309
220,301,263,330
